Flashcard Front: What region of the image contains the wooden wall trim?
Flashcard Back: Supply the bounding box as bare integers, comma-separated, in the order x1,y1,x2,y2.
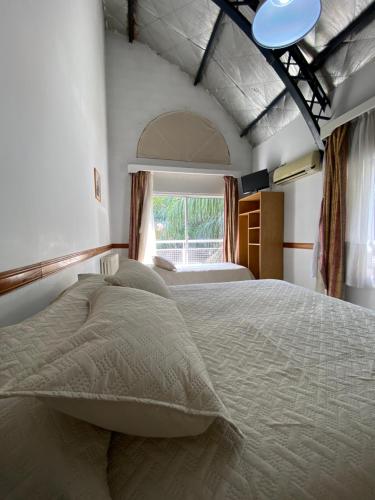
0,243,129,296
0,241,314,296
111,243,130,249
283,242,314,250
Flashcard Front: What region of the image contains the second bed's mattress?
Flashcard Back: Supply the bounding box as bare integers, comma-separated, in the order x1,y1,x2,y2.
153,262,254,285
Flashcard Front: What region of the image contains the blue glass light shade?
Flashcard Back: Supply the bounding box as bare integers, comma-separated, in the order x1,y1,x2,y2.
252,0,322,49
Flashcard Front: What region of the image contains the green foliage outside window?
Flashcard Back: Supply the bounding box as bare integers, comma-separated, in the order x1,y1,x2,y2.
153,195,224,241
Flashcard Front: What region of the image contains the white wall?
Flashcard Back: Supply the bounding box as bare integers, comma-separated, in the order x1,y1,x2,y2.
252,60,375,309
281,172,322,290
153,172,225,195
105,33,252,244
0,0,110,325
330,61,375,120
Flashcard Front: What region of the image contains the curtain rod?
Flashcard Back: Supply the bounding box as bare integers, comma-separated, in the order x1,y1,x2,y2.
321,95,375,139
128,163,244,178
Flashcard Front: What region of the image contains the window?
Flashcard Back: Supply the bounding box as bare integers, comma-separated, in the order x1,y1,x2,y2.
346,110,375,288
153,194,224,265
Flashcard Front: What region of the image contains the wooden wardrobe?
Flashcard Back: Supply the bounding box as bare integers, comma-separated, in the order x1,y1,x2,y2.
238,191,284,279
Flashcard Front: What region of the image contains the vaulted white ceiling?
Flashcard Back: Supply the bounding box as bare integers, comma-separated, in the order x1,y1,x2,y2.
103,0,375,145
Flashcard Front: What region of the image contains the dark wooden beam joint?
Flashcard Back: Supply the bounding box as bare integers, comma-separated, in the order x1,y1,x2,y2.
128,0,135,43
233,0,259,10
194,10,225,86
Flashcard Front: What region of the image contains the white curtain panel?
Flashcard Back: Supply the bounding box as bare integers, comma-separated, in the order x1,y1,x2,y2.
346,110,375,288
138,173,156,264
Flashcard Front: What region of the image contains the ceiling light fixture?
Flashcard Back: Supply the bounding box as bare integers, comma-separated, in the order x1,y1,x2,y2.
252,0,322,49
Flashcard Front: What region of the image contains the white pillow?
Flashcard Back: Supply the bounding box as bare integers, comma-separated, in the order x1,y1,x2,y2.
153,255,177,271
106,258,172,299
0,397,111,500
0,287,236,438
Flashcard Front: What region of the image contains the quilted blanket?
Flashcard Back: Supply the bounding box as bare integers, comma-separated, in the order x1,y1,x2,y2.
152,263,253,285
108,280,375,500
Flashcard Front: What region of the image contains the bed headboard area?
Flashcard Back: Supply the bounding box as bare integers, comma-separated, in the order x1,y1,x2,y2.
100,253,120,275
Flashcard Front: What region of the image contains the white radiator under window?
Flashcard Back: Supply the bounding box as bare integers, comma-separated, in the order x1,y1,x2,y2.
100,253,119,275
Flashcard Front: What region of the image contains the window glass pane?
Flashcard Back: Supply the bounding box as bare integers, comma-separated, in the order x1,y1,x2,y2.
153,195,185,240
187,197,224,240
186,197,223,264
153,194,224,265
153,195,185,264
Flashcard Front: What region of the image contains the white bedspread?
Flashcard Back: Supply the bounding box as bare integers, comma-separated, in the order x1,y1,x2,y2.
108,280,375,500
153,262,253,285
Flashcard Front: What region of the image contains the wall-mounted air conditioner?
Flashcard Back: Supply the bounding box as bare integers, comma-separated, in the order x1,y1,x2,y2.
273,151,321,185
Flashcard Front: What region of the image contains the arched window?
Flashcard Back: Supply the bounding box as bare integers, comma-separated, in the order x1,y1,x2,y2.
137,111,230,165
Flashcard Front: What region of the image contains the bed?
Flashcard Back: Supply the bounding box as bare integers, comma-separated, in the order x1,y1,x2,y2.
1,276,375,500
153,262,254,285
108,280,375,499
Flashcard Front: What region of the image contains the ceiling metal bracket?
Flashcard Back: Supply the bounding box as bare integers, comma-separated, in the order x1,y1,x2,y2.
209,0,330,150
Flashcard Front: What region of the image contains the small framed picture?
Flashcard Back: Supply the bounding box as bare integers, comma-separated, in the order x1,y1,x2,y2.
94,168,101,202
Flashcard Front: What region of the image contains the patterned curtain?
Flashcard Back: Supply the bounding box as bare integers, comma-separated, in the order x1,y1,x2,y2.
223,176,239,263
318,124,349,298
128,171,150,260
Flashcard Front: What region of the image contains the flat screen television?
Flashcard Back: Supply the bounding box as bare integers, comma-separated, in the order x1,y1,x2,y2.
241,169,269,194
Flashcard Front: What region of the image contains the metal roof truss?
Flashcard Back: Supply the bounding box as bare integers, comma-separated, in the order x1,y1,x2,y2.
209,0,330,150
